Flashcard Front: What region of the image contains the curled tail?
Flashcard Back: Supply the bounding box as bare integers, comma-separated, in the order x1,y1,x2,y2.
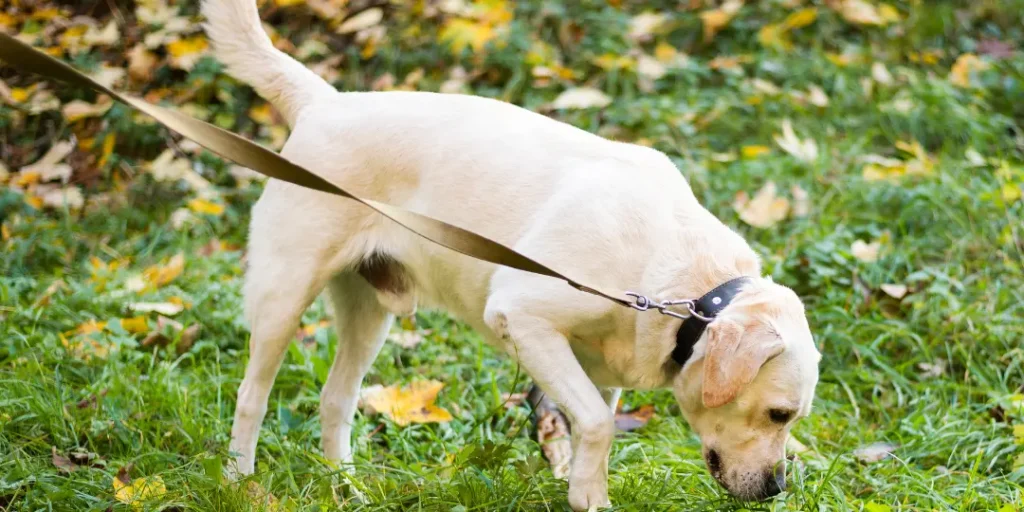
201,0,336,126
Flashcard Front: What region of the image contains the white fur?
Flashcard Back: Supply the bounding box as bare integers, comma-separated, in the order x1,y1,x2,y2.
203,0,821,508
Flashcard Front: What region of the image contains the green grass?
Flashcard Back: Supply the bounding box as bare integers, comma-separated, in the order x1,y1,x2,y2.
2,0,1024,510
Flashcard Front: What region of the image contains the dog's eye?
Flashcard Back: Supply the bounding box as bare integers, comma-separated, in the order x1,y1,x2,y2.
768,408,795,424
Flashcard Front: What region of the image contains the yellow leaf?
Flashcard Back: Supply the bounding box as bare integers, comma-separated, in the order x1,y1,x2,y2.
274,0,305,6
142,253,185,289
188,198,225,216
699,0,743,43
440,18,495,54
741,145,771,158
98,133,117,168
950,53,988,88
11,87,31,103
113,475,167,509
362,380,454,426
592,53,635,71
1002,183,1022,203
838,0,894,26
62,96,113,123
757,24,791,51
733,182,790,228
167,35,209,70
248,103,275,125
75,319,108,335
654,42,677,63
120,316,149,334
783,8,818,29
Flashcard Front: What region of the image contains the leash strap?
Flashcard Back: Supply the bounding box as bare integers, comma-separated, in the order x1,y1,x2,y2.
0,33,633,307
671,277,753,365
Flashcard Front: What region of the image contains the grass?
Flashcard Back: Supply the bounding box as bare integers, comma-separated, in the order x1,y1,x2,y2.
2,0,1024,510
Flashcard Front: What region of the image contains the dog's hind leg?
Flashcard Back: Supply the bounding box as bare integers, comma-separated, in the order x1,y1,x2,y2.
319,271,394,465
227,217,338,477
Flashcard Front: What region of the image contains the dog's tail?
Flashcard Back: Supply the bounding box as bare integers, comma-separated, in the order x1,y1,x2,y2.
201,0,336,127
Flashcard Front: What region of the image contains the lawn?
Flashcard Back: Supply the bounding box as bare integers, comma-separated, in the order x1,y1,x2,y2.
2,0,1024,510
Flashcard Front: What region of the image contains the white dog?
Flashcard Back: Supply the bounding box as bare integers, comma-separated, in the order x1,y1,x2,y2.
202,0,821,509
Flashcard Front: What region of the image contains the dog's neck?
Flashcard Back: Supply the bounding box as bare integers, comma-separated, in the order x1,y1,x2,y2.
628,223,762,388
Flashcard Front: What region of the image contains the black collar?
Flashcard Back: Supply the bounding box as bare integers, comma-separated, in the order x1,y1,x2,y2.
671,277,753,366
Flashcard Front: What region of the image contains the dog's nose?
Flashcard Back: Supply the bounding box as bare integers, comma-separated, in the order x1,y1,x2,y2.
762,464,786,497
706,449,722,474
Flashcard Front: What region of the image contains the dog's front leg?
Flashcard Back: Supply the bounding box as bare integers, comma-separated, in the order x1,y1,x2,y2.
485,307,613,511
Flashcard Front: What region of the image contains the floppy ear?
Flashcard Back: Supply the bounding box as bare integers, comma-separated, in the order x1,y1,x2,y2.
701,318,785,408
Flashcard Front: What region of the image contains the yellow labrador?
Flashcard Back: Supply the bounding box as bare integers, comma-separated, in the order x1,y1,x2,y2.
202,0,821,509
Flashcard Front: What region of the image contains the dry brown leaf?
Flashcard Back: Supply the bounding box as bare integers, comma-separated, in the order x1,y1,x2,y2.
128,302,185,316
337,8,383,34
614,404,655,432
628,12,669,43
774,119,818,163
853,442,897,463
837,0,899,26
851,239,881,262
361,380,454,426
880,283,907,299
734,181,790,228
62,96,113,122
52,446,78,473
699,0,743,43
551,87,611,109
535,404,572,479
808,85,829,107
21,140,74,183
39,186,85,210
791,184,811,217
917,359,946,378
500,392,527,409
871,62,894,86
391,329,429,349
127,44,160,81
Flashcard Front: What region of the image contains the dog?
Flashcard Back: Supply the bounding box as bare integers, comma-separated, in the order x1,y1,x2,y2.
201,0,821,509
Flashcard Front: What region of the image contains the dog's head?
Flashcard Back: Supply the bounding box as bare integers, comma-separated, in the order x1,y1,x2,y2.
667,278,819,499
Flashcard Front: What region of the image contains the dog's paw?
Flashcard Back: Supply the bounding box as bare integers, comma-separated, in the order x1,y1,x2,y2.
568,479,611,512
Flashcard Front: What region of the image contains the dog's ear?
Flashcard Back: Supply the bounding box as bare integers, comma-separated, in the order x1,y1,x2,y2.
701,318,785,408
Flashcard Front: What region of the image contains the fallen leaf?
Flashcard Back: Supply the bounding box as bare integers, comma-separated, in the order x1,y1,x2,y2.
791,184,811,217
614,404,655,431
530,389,572,479
628,12,669,43
120,316,150,334
62,96,113,122
361,380,454,426
774,119,818,163
699,0,743,43
787,435,820,459
808,85,829,107
89,65,126,89
917,359,946,378
977,39,1015,60
20,140,74,183
551,87,611,110
142,253,186,289
391,329,430,349
734,182,790,228
129,302,185,316
39,186,85,210
741,145,771,158
187,198,225,216
851,239,881,262
337,8,383,34
127,44,160,81
871,62,894,86
880,283,907,299
950,53,988,88
853,442,898,463
84,20,120,47
52,446,78,473
838,0,898,26
167,35,209,71
113,472,167,509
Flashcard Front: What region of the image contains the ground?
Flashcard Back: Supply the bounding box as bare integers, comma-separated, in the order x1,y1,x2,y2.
1,0,1023,510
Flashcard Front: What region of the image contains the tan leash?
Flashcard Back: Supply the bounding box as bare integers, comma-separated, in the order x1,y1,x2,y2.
0,33,641,309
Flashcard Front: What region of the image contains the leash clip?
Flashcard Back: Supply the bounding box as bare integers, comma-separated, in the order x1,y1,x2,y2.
625,293,713,322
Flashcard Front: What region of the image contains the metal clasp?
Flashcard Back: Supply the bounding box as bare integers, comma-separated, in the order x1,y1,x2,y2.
625,293,713,322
